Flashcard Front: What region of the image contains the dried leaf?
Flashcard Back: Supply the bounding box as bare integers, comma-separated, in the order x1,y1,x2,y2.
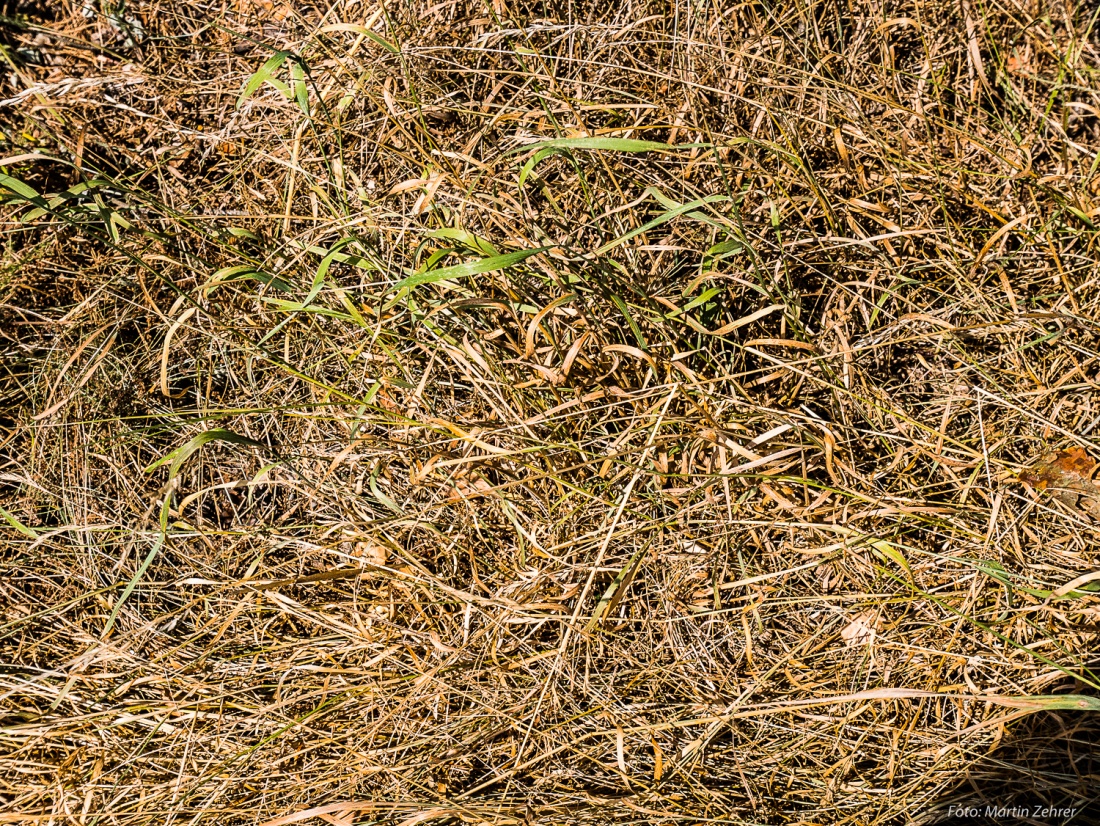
447,472,493,501
1018,447,1100,519
841,610,882,647
353,541,388,567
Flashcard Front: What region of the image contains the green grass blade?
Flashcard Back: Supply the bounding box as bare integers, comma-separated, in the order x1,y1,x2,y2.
145,428,269,480
290,59,309,116
0,504,38,537
394,246,551,290
237,50,291,108
595,194,729,255
0,172,43,201
506,137,706,156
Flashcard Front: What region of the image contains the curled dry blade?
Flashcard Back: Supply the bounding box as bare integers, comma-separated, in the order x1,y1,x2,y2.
1018,447,1100,520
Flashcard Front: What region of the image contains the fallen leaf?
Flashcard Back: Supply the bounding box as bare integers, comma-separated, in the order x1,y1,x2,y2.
447,472,493,501
841,610,881,647
1018,447,1100,519
354,541,388,567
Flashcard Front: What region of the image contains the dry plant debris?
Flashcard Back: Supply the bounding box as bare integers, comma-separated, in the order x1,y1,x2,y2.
840,609,883,648
3,0,1100,824
1018,446,1100,520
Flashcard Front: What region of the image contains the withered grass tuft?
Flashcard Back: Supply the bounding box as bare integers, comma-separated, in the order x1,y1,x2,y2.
3,0,1100,823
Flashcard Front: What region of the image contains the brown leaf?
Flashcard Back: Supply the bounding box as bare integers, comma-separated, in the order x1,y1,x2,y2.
841,610,882,647
1018,447,1100,519
353,541,388,567
447,472,493,502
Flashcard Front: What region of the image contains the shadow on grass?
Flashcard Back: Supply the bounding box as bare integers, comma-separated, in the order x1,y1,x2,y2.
926,697,1099,825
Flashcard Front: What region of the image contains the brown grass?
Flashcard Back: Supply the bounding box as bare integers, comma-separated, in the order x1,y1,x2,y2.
3,0,1100,823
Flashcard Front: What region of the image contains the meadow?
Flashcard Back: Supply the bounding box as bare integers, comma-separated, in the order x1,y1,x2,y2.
2,0,1100,823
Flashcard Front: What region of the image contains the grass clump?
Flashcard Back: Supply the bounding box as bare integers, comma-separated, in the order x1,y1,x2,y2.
3,0,1100,823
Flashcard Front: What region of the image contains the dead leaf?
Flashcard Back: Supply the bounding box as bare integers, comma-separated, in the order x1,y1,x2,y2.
354,541,388,567
1018,447,1100,519
447,472,493,501
841,610,882,647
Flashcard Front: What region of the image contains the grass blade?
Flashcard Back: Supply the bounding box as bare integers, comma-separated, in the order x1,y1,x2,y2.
394,246,551,290
237,50,291,108
506,137,706,155
145,428,269,481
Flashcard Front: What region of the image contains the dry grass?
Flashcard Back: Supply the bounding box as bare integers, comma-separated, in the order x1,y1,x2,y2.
3,0,1100,823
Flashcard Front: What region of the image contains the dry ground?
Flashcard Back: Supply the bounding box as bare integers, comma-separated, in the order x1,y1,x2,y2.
3,0,1100,823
